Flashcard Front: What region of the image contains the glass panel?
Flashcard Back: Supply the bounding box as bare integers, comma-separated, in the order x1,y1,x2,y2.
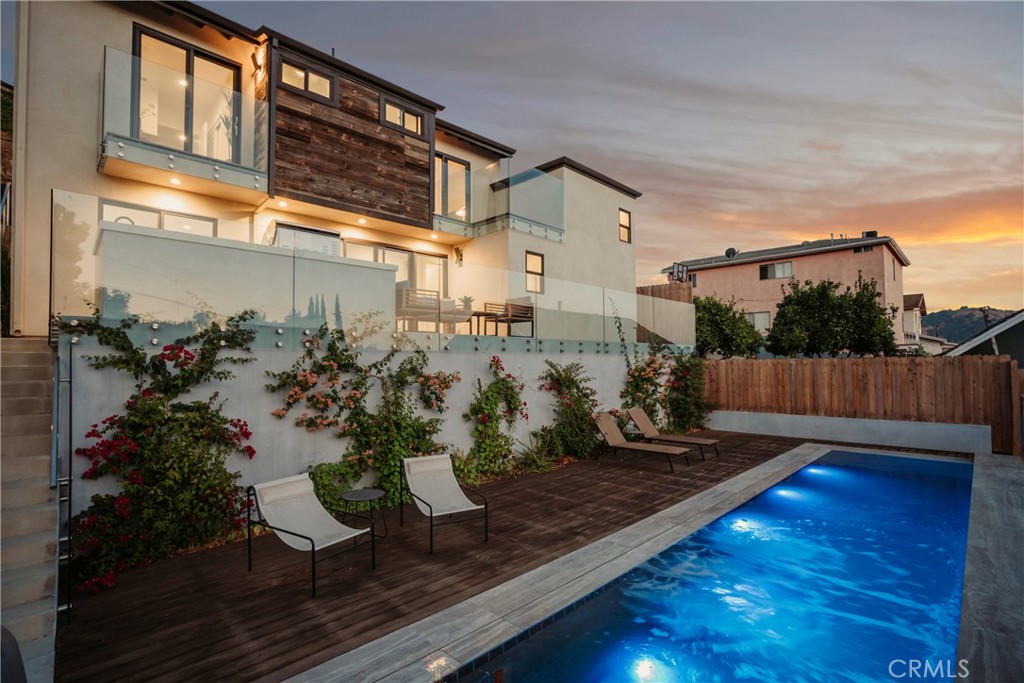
163,213,215,237
434,156,444,217
526,273,542,294
138,35,186,150
344,241,375,262
446,159,468,221
308,71,331,98
192,57,235,163
404,111,422,135
619,225,631,242
414,253,444,294
384,103,403,127
525,252,544,274
383,247,410,283
101,203,160,229
281,62,306,90
618,209,631,227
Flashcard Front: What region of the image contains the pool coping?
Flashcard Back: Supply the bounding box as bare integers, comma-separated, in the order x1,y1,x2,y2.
288,444,995,682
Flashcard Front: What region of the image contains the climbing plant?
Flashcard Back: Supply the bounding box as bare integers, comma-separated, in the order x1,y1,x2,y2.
461,355,528,482
64,311,258,592
536,360,601,459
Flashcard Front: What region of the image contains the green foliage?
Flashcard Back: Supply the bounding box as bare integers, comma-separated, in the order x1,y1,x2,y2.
462,356,528,480
537,360,601,458
694,295,763,358
515,432,558,473
64,311,258,593
619,339,670,427
663,354,713,431
308,460,365,511
765,276,897,357
267,325,460,506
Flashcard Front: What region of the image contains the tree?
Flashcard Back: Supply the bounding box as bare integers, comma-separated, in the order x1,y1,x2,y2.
765,276,897,357
694,295,763,358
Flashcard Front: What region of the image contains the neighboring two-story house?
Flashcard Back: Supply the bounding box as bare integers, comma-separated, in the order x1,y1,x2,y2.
9,0,648,347
663,232,910,344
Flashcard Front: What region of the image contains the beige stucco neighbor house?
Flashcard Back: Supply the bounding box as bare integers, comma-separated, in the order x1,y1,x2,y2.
663,232,910,344
8,0,666,347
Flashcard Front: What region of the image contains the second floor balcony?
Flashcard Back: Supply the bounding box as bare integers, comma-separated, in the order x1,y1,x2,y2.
100,46,269,205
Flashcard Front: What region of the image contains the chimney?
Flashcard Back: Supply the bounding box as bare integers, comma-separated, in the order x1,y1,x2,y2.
862,230,878,238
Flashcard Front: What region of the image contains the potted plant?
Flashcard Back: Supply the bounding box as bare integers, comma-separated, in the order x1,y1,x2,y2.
458,295,475,311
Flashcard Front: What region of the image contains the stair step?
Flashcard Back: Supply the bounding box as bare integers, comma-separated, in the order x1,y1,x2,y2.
0,597,56,645
0,562,56,611
0,435,52,460
0,531,58,569
0,366,54,382
0,350,54,366
0,338,52,352
1,502,57,539
0,380,53,399
1,395,53,416
0,476,55,507
1,413,52,437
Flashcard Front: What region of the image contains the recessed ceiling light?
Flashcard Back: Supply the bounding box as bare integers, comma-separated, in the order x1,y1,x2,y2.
357,218,367,225
431,234,438,240
179,79,189,87
278,200,288,208
170,178,181,186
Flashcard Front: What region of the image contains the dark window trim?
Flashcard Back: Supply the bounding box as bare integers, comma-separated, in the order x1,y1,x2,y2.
278,51,337,106
525,250,545,294
435,151,472,224
618,208,632,244
131,24,243,165
688,273,697,288
379,94,429,141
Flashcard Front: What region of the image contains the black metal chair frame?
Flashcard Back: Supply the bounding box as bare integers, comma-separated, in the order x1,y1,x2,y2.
246,486,376,598
398,468,488,554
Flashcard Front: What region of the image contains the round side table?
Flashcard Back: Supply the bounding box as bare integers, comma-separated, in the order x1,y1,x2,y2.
341,487,388,537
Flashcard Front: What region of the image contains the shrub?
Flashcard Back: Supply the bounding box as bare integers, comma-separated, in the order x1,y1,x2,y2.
537,360,601,458
462,355,528,480
663,353,713,431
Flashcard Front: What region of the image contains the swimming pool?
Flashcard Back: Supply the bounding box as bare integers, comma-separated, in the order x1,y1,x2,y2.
458,450,973,683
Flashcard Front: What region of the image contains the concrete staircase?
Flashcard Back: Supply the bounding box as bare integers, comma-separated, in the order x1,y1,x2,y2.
1,337,57,682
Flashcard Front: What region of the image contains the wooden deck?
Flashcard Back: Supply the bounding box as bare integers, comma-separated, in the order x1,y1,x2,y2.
54,432,964,682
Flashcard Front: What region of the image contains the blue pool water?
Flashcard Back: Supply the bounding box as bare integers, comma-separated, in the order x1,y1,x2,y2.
461,450,973,683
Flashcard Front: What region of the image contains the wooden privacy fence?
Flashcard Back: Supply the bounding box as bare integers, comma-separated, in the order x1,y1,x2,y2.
704,355,1023,455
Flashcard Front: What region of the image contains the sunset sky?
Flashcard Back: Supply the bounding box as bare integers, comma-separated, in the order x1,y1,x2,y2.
4,1,1021,310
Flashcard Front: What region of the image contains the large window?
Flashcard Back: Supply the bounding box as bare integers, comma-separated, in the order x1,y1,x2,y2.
344,241,446,294
102,200,217,237
526,251,545,294
759,261,793,280
618,209,632,243
134,29,240,164
434,153,470,222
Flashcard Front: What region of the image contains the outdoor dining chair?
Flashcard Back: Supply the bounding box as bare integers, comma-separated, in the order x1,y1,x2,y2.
400,454,488,553
594,411,692,473
626,407,721,460
247,473,375,597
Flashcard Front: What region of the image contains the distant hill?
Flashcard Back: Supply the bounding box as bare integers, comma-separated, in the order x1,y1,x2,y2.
921,307,1015,343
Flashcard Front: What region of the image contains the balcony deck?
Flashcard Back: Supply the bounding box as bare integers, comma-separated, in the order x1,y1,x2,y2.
53,432,966,682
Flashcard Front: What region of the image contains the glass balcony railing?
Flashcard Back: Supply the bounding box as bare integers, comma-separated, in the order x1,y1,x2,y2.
434,163,566,243
52,190,693,354
102,47,268,193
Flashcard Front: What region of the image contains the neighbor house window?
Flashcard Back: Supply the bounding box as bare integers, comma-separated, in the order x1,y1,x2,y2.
688,273,697,288
743,311,771,334
434,153,470,222
853,245,873,253
381,98,424,137
618,209,632,243
526,251,544,294
134,28,240,164
759,261,793,280
279,58,333,102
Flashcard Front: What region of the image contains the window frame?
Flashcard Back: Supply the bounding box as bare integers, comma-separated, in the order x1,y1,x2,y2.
743,310,771,334
343,239,448,295
131,25,242,165
853,245,874,254
101,198,219,237
618,208,632,243
759,261,793,280
379,95,428,140
278,54,336,106
525,250,545,294
688,273,697,288
434,152,472,223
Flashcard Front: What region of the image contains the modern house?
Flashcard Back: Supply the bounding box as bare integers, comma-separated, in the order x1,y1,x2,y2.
7,0,663,349
664,232,910,343
945,309,1024,365
2,2,694,672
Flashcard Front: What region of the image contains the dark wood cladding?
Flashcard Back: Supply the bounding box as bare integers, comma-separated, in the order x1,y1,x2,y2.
273,77,432,226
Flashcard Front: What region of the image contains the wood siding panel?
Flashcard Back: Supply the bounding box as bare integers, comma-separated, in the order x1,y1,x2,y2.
273,83,431,226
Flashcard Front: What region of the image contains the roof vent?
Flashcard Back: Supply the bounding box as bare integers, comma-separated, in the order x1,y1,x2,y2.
801,240,811,246
725,247,738,258
862,230,878,238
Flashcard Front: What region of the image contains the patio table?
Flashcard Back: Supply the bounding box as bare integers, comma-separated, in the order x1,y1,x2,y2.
341,487,388,538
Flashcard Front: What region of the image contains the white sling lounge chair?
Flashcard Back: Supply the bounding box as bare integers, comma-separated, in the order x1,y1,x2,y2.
400,454,488,553
247,473,375,597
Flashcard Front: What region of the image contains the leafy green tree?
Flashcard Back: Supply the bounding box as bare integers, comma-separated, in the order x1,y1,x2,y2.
694,295,762,358
765,276,897,357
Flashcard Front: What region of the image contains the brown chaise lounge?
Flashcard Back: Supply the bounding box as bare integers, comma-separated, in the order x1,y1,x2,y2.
594,412,691,472
626,407,721,461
